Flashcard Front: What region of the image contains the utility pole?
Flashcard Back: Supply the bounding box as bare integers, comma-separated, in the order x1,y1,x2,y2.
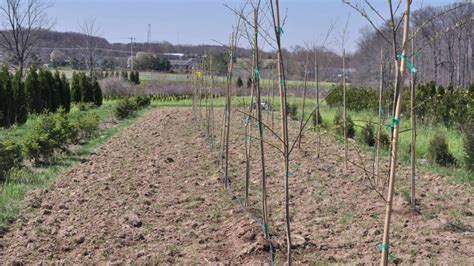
147,24,152,52
129,37,135,70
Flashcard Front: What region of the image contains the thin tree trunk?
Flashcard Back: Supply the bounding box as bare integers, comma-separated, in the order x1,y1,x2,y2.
410,37,417,210
224,32,236,189
381,1,411,265
343,49,348,173
375,47,384,186
272,65,275,131
315,61,321,158
270,0,292,263
298,53,309,149
253,6,268,227
244,71,256,207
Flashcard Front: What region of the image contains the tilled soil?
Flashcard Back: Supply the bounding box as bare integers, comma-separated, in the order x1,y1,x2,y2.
0,108,268,264
0,107,473,264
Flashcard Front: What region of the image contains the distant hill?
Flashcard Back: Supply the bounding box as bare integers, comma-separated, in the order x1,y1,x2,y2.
21,30,256,64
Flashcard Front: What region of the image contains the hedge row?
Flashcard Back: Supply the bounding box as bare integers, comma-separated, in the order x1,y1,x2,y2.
0,67,104,129
0,108,101,182
326,82,474,128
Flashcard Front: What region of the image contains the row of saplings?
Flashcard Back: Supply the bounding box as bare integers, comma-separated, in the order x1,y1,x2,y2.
0,66,103,129
286,101,474,173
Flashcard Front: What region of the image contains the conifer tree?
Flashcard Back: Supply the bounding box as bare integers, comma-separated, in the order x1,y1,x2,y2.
135,71,140,84
71,72,82,103
0,75,4,126
80,73,94,103
61,73,71,112
92,77,103,106
25,65,42,114
13,70,28,124
0,66,14,127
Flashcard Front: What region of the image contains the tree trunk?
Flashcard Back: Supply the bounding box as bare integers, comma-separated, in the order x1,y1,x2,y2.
381,1,411,265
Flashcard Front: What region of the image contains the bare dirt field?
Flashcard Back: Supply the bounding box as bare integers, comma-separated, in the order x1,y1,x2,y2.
0,107,472,264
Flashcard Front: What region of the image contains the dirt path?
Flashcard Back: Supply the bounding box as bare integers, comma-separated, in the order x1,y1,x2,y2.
0,108,268,264
0,107,472,264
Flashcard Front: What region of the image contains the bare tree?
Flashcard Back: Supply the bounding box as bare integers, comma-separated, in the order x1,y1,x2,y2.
0,0,53,76
79,16,101,77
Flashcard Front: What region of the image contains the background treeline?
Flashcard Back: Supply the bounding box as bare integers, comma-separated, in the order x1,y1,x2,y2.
0,67,103,129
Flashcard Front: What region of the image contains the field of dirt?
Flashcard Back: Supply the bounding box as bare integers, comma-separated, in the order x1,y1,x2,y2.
0,107,472,264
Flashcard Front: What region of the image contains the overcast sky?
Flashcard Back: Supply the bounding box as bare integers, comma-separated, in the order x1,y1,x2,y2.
49,0,457,53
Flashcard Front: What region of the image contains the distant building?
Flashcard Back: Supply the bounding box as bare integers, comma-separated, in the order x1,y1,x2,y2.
163,53,185,59
170,58,200,73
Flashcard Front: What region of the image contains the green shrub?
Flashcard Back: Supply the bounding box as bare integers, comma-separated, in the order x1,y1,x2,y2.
114,98,136,119
132,95,151,108
22,110,77,164
236,77,243,88
427,133,456,167
333,110,355,139
72,112,100,141
286,102,298,120
76,102,96,111
464,120,474,172
361,122,375,147
0,138,22,182
378,130,390,150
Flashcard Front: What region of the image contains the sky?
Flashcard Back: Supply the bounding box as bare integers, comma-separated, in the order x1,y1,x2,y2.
48,0,457,53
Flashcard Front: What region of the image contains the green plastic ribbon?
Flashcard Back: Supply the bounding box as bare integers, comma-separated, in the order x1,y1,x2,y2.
385,116,400,129
255,67,261,79
397,54,417,73
277,26,284,35
377,243,398,261
244,116,251,125
285,172,293,177
261,223,269,235
377,243,389,251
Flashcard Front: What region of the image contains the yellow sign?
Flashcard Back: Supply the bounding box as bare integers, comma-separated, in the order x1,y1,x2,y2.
195,71,203,79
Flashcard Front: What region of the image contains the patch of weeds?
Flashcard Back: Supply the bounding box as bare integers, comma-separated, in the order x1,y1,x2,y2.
422,205,443,221
400,187,411,204
370,213,379,220
102,249,112,258
312,190,324,204
323,206,337,216
308,174,320,182
410,249,417,257
144,223,154,233
211,207,221,219
166,244,179,256
188,196,204,209
339,212,353,225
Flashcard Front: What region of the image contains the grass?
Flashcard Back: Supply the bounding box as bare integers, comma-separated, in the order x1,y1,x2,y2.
55,67,336,90
160,95,473,185
0,100,156,232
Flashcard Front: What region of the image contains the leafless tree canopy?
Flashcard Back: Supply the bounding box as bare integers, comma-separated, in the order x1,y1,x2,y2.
79,16,101,76
344,0,472,88
0,0,53,75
